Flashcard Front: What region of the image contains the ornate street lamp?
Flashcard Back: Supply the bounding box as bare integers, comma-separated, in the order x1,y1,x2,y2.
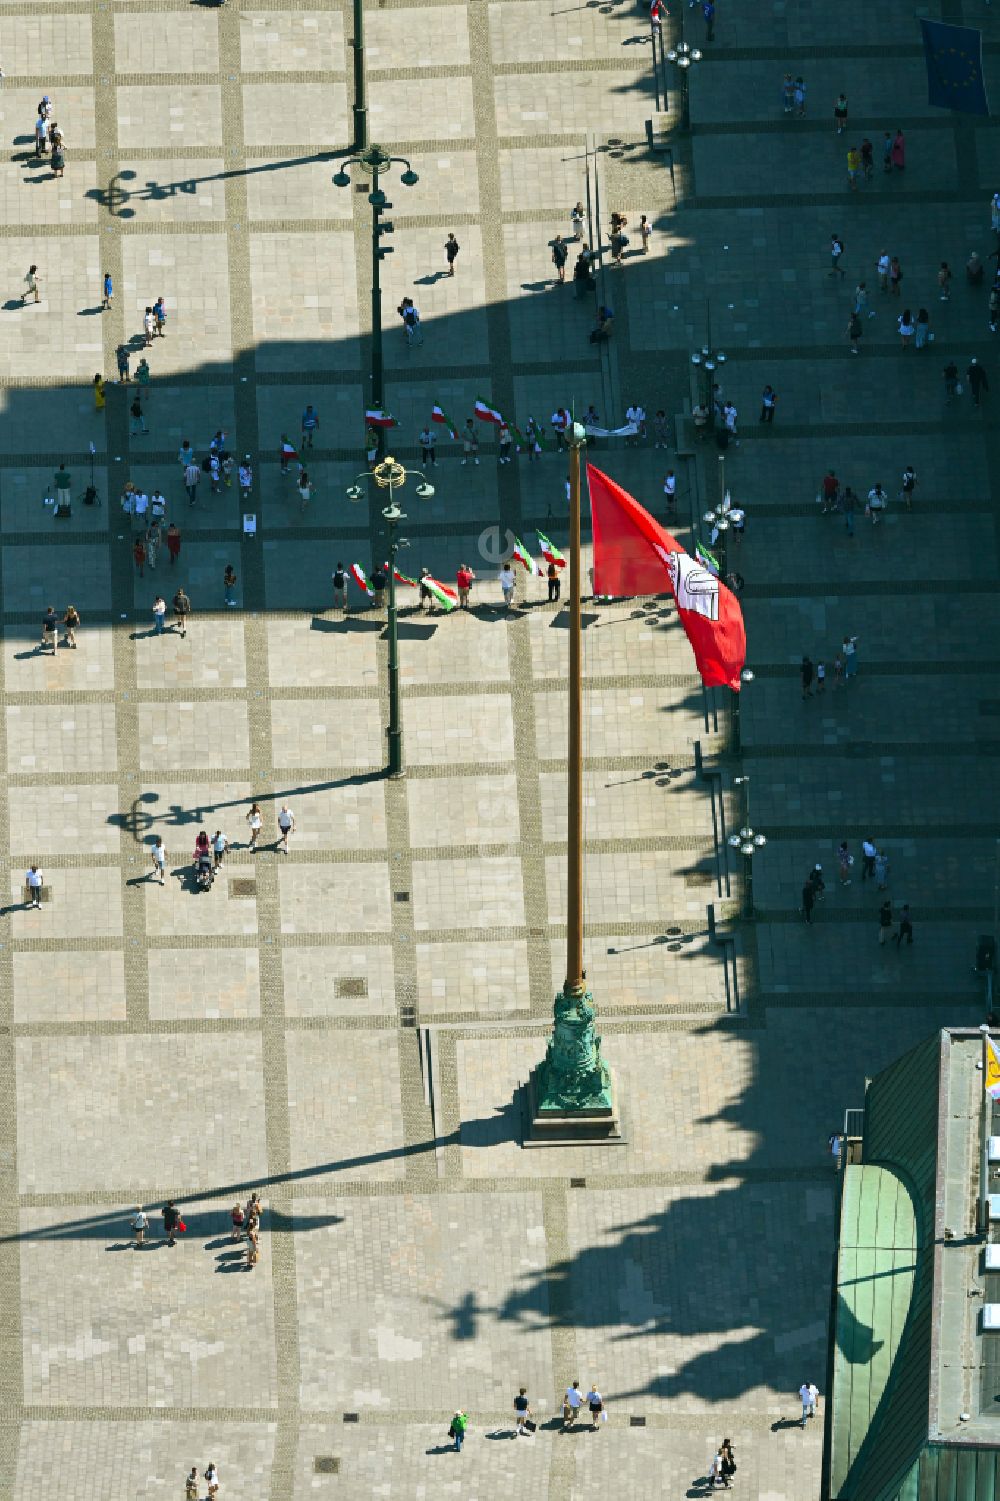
666,41,702,130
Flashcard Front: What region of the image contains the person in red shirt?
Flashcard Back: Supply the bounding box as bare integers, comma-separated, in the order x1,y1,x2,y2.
820,470,839,514
166,523,181,565
456,563,476,609
133,538,146,577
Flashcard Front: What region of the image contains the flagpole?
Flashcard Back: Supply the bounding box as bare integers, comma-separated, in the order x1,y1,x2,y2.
982,1024,992,1235
565,424,585,995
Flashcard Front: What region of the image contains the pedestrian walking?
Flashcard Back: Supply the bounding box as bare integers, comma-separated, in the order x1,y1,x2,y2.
990,285,1000,334
793,76,806,115
150,489,166,523
499,563,516,609
204,1464,219,1499
760,384,777,422
702,0,714,41
223,564,237,606
246,802,263,849
625,401,646,442
152,295,166,335
22,264,40,304
944,360,959,401
152,594,166,634
461,419,479,466
801,880,815,924
570,201,586,240
59,605,79,650
879,898,893,945
371,563,387,609
184,461,200,505
332,561,348,611
846,147,859,189
899,465,917,510
866,484,886,523
150,836,167,883
800,1382,819,1426
709,1451,725,1489
514,1388,533,1436
185,1469,199,1501
586,1384,604,1430
101,271,112,309
50,136,64,177
449,1411,468,1452
444,232,460,275
40,604,58,653
165,524,181,567
239,456,253,501
968,358,989,407
301,403,319,449
837,841,853,885
860,138,873,180
135,357,151,402
34,112,47,155
897,308,914,348
877,251,890,293
843,634,858,679
834,92,848,133
840,486,857,535
143,306,155,345
882,130,893,172
889,256,902,296
801,655,814,698
875,849,889,890
816,661,826,692
116,343,130,381
861,837,876,881
297,469,313,512
829,234,845,279
833,655,844,688
93,372,106,410
847,309,862,354
398,297,423,345
551,234,568,283
25,865,43,909
131,1206,148,1247
914,307,930,350
497,423,513,464
891,129,905,170
937,261,952,301
129,395,147,436
212,830,228,869
172,587,191,638
547,560,561,602
563,1381,583,1427
992,190,1000,237
162,1201,183,1246
277,804,295,854
133,538,146,578
894,903,913,947
456,562,475,608
662,470,678,516
651,409,668,449
782,73,795,113
720,1440,737,1488
419,427,436,466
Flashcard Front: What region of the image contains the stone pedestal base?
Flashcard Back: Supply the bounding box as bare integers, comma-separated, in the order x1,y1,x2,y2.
523,1064,625,1148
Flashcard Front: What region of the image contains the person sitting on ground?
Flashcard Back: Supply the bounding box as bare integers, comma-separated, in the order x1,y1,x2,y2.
589,305,614,344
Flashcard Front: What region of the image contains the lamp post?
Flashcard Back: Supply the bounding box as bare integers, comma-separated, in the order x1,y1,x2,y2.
346,456,434,777
690,326,724,434
350,0,368,150
666,40,701,130
333,148,418,462
727,795,766,919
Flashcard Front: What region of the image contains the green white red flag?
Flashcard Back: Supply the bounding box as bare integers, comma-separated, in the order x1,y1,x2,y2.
423,576,458,611
536,530,566,569
350,563,373,595
432,405,458,438
474,397,503,425
511,537,543,576
394,568,418,586
364,408,396,428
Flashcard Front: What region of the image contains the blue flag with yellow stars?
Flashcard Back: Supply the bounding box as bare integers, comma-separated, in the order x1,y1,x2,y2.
920,19,989,115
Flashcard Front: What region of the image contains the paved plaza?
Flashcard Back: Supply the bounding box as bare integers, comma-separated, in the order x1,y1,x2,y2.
0,0,996,1496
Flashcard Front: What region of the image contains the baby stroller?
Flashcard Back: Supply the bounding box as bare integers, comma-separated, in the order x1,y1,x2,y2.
194,851,215,891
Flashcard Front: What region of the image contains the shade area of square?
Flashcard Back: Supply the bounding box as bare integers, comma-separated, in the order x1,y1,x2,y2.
149,946,261,1020
284,1031,405,1181
16,1034,267,1194
12,949,126,1023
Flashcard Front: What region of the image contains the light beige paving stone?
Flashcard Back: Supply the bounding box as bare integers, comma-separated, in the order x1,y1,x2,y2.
0,15,93,72
0,235,102,381
134,618,248,689
264,781,387,851
294,1423,552,1496
246,154,355,223
499,146,605,216
366,7,470,66
406,772,519,847
385,149,480,216
5,701,118,774
138,699,250,771
249,231,358,370
494,69,652,135
148,945,261,1020
546,849,707,925
1,623,114,690
284,1031,405,1181
16,1033,267,1193
16,1423,276,1501
12,949,127,1023
278,861,392,934
538,770,710,845
117,84,223,148
265,615,379,688
110,159,228,224
382,227,488,371
134,781,252,855
549,933,730,1011
415,938,531,1015
368,75,475,141
399,605,513,685
144,864,259,937
19,1201,278,1406
242,82,348,147
489,0,641,63
534,686,702,761
8,863,122,938
0,85,96,146
293,1192,551,1409
9,782,121,855
114,11,220,72
282,943,396,1018
411,855,525,930
0,155,99,227
121,234,232,373
270,695,383,769
403,692,515,765
240,10,346,71
527,600,675,678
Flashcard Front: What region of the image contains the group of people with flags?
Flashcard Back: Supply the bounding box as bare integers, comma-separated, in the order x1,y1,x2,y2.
342,531,568,614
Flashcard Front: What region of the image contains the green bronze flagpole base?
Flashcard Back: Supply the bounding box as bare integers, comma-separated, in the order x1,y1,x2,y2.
524,987,623,1146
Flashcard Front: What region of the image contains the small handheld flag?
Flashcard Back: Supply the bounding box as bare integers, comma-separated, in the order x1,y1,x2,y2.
394,568,418,586
350,563,373,595
536,530,566,569
474,397,503,425
696,542,720,577
422,575,458,612
432,404,458,439
511,537,543,576
364,408,396,428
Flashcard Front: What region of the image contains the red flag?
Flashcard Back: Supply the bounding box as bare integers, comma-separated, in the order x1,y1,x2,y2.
588,464,746,690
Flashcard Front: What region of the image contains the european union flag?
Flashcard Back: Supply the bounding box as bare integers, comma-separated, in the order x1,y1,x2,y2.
921,19,989,116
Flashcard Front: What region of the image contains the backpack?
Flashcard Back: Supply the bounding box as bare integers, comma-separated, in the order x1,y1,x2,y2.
333,569,346,589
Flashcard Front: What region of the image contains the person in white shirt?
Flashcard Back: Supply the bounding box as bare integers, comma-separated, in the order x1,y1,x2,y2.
277,805,295,854
150,490,166,522
563,1381,583,1427
239,460,253,501
150,837,166,884
133,491,149,526
131,1206,148,1247
178,440,195,467
25,866,43,909
799,1381,819,1425
723,402,738,440
624,403,646,444
585,1385,604,1430
861,837,876,881
877,250,890,293
212,830,228,869
663,470,677,515
499,565,516,609
246,803,263,849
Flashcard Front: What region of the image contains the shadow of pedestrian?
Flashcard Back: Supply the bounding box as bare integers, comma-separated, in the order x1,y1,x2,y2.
424,1443,458,1456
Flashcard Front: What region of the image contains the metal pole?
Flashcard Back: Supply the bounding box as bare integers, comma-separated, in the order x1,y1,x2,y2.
682,71,690,130
352,0,368,150
386,503,402,777
744,852,753,919
982,1027,992,1234
651,20,661,112
565,436,585,995
370,164,384,461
